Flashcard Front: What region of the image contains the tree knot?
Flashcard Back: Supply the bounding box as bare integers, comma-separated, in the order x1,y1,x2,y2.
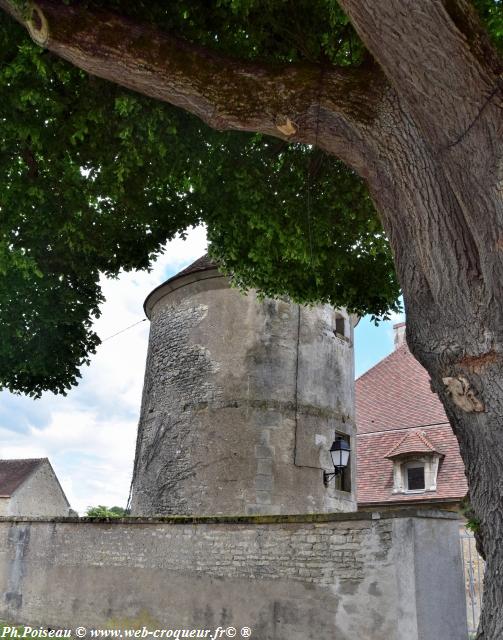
442,376,484,413
275,115,297,137
26,3,49,48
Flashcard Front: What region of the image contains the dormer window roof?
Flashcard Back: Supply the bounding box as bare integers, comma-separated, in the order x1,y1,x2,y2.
384,430,442,460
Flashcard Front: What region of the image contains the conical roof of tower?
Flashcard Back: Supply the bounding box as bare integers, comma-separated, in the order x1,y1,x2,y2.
144,254,219,317
172,254,216,279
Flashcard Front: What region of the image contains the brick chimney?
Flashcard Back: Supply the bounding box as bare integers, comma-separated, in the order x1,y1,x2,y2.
393,322,406,350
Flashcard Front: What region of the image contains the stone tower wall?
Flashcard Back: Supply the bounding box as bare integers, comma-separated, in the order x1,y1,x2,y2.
130,268,356,516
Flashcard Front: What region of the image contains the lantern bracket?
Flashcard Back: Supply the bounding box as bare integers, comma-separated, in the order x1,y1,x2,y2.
323,469,342,486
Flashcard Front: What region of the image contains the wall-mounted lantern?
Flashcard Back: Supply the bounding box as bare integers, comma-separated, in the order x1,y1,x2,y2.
323,436,351,486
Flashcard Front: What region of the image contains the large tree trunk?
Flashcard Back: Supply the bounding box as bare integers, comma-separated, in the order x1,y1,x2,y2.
406,291,503,640
443,373,503,640
334,5,502,634
364,95,503,638
406,300,503,640
413,328,503,640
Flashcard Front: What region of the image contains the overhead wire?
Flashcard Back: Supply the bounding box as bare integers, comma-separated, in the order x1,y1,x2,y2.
100,318,147,343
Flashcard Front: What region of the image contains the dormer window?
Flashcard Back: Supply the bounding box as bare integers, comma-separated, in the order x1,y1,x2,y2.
405,462,426,492
385,431,443,495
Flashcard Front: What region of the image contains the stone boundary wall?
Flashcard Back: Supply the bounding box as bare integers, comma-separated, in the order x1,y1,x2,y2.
0,510,467,640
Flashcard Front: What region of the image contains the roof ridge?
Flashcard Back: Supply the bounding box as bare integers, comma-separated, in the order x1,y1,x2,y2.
172,254,216,279
0,457,47,463
384,432,409,458
356,342,448,434
414,430,436,451
384,430,442,459
355,342,409,382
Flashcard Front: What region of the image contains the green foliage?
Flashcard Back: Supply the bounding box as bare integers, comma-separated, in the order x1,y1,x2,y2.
0,19,203,396
466,516,481,534
87,0,365,66
86,505,128,517
0,1,500,396
460,496,481,533
473,0,503,52
203,140,399,314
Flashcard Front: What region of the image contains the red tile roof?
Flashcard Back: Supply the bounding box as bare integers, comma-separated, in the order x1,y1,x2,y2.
356,342,468,506
357,426,468,505
384,430,441,459
356,343,448,433
0,458,45,497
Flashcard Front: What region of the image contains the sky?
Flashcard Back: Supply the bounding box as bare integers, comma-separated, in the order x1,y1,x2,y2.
0,226,404,513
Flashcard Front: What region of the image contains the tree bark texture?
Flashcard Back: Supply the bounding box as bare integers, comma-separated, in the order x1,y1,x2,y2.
2,0,502,636
367,100,503,640
338,4,502,638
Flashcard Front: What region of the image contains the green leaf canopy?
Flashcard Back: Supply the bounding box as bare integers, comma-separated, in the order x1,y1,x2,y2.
1,0,499,396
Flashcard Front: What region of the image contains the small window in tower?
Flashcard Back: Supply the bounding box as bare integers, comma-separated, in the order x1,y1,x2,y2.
406,465,425,491
334,313,347,339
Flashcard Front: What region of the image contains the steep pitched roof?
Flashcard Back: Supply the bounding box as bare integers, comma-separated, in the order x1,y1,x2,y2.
0,458,46,497
356,343,448,434
384,430,442,459
356,341,468,506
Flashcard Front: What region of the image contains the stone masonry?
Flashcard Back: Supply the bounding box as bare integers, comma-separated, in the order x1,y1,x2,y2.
0,510,467,640
130,260,357,516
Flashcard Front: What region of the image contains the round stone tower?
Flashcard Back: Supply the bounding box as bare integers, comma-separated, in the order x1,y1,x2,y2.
130,256,357,516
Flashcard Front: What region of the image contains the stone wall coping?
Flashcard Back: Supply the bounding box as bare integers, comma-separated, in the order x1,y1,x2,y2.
0,508,460,525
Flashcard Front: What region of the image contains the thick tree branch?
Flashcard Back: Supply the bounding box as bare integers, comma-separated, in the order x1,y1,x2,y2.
0,0,389,169
0,0,22,22
339,0,502,149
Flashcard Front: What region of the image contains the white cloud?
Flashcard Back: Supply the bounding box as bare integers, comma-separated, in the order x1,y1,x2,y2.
0,226,207,514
